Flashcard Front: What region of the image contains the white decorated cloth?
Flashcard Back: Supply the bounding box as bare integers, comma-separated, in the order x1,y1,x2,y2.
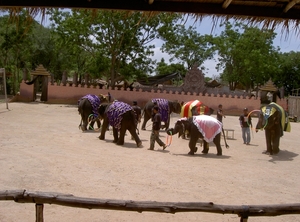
192,115,222,143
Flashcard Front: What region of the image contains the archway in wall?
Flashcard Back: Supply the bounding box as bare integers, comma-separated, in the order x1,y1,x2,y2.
25,64,50,102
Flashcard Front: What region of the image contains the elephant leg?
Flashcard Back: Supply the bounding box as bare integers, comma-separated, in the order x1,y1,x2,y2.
188,138,198,155
141,114,151,130
117,127,126,145
96,119,101,129
264,130,273,155
113,128,119,143
99,120,109,140
202,141,209,154
128,127,142,147
271,128,281,154
213,133,222,156
81,113,89,131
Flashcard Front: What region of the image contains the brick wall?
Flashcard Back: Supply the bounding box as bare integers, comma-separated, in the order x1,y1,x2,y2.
16,81,288,116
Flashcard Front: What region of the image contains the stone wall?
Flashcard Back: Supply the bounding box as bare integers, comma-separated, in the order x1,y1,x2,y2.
17,81,288,116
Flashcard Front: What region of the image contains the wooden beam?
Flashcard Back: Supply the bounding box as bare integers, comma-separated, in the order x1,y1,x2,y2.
1,190,300,218
222,0,233,9
0,0,300,20
284,0,300,13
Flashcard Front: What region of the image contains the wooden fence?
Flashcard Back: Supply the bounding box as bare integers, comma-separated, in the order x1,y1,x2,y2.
288,96,300,122
1,190,300,222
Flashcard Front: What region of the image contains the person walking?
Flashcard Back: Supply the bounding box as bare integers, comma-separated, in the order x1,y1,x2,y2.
148,106,167,150
217,104,226,123
239,108,252,145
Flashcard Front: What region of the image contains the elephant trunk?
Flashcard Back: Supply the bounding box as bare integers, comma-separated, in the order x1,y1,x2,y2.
166,128,175,135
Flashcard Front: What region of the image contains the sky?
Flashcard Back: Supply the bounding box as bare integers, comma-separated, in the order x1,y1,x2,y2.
151,17,300,78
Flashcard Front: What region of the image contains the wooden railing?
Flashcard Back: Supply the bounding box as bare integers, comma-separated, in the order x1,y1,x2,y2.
1,190,300,222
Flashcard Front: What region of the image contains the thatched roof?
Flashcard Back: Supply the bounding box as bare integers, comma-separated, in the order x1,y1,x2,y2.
1,0,300,36
260,79,278,92
31,64,50,76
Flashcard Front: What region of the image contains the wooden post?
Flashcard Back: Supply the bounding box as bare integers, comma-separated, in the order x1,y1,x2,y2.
35,203,44,222
84,73,89,87
22,68,27,81
73,72,78,86
62,71,67,86
41,76,48,101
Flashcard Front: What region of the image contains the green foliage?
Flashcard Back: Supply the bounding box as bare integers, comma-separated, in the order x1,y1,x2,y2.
0,10,36,94
272,51,300,96
155,58,186,76
46,10,181,87
214,22,279,91
160,24,214,70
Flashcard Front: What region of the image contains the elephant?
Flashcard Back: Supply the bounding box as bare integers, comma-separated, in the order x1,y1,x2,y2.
256,102,291,155
141,98,182,130
167,115,226,156
78,94,108,131
180,100,214,139
98,101,142,147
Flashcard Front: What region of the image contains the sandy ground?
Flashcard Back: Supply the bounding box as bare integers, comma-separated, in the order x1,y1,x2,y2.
0,101,300,222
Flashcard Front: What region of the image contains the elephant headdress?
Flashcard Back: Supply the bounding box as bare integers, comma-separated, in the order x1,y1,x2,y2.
180,100,213,117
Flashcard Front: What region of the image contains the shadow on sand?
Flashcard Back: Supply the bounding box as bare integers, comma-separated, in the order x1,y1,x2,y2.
268,150,299,162
170,152,231,159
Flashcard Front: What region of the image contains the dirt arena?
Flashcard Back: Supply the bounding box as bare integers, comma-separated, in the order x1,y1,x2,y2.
0,101,300,222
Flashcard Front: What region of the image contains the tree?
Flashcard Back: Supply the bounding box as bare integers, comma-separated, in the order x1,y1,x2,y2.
48,9,95,83
214,22,279,92
155,58,186,76
47,10,180,88
0,10,36,94
160,23,214,71
272,51,300,96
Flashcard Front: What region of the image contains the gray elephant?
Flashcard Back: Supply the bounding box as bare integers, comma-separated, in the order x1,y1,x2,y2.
98,101,142,147
78,94,108,131
167,115,227,156
141,98,181,130
180,100,214,139
256,102,291,155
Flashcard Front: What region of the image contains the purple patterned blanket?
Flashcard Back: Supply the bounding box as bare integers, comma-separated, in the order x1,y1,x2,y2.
152,98,169,123
78,94,100,117
107,101,133,130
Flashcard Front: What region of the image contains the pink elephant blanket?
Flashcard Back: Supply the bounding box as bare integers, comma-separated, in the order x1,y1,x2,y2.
192,115,222,143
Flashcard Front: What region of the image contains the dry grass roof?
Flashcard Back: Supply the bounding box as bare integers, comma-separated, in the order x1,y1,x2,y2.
1,0,300,37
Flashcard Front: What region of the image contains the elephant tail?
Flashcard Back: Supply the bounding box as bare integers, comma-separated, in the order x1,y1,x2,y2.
78,99,84,114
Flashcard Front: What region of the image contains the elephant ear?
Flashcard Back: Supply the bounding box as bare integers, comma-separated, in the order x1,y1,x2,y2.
98,94,109,103
98,103,109,119
175,118,187,137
